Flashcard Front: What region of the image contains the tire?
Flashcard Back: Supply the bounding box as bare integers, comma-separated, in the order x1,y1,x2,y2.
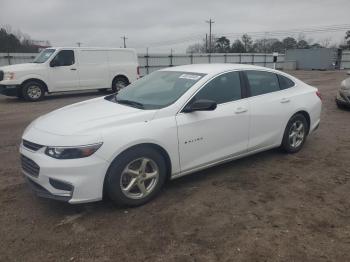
105,146,167,206
281,114,308,153
22,81,45,102
112,77,129,93
336,100,347,109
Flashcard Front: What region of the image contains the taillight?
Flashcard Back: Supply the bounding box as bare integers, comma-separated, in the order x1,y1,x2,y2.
316,91,322,100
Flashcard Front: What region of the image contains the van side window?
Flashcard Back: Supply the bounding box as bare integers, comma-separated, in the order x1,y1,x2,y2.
52,50,75,66
278,74,295,89
194,71,242,104
245,70,280,96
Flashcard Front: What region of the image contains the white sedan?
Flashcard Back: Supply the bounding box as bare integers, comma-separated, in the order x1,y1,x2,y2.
20,64,322,206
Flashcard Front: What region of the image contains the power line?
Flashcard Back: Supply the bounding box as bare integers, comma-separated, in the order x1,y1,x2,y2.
142,23,350,48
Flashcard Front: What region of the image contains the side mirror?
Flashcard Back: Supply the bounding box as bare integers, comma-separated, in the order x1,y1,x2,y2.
183,99,217,113
50,59,58,67
347,71,350,76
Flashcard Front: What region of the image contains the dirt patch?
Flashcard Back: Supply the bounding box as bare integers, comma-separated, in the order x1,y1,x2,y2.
0,71,350,261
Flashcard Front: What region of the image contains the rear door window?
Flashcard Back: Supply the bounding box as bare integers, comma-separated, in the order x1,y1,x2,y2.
194,71,242,104
245,70,280,96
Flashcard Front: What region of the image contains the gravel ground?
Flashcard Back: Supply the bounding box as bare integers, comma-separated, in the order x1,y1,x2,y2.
0,70,349,262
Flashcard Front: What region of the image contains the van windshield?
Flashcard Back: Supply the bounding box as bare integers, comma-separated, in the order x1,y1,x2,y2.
33,49,56,63
115,71,206,109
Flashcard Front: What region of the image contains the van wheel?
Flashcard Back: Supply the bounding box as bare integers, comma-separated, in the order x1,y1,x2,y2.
105,146,166,206
281,114,308,153
112,77,129,93
22,81,45,102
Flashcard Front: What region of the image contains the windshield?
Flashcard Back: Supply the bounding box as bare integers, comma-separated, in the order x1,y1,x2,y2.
33,49,56,63
115,71,206,109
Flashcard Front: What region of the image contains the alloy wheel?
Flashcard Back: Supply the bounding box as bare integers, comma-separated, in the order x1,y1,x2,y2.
289,120,305,148
120,158,159,199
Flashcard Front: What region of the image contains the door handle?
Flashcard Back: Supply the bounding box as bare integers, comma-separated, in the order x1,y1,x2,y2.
280,98,290,103
70,68,77,71
235,107,248,114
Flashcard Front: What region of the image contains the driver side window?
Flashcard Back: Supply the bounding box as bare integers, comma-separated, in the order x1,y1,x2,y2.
52,50,75,66
194,71,242,104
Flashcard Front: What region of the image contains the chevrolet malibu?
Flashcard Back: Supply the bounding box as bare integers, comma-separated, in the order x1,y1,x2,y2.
20,64,322,206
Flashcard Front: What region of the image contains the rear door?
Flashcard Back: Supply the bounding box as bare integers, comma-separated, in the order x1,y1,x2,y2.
176,71,250,173
48,50,79,91
244,70,295,151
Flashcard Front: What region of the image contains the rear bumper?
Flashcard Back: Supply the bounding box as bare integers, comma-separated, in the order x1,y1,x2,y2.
0,85,20,97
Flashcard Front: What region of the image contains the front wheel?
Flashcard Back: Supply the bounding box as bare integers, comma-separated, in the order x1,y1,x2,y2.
22,81,45,102
105,147,167,206
281,114,308,153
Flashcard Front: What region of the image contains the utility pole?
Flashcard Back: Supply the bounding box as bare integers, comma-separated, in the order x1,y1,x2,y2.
121,36,128,48
263,32,267,53
76,42,82,47
205,34,208,53
205,19,214,53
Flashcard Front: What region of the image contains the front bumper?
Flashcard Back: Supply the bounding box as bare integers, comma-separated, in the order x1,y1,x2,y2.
20,143,110,204
336,90,350,107
0,84,20,97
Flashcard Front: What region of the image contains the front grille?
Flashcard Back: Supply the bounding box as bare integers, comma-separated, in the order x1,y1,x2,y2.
23,140,43,151
21,155,40,177
0,70,3,81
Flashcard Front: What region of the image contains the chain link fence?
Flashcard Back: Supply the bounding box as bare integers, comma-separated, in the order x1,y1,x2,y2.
1,51,349,75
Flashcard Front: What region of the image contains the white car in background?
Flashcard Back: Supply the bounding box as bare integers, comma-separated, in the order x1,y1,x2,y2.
0,47,139,101
20,64,322,206
336,71,350,108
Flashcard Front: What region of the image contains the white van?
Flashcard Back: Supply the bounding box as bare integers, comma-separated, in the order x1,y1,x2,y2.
0,47,139,101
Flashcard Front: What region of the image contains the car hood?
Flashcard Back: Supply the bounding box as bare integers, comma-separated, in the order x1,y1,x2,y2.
0,63,42,72
31,96,157,136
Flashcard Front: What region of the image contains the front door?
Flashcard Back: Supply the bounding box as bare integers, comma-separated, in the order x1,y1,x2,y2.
176,71,250,173
48,50,79,91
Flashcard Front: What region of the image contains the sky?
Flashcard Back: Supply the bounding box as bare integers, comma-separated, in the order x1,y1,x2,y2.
0,0,349,53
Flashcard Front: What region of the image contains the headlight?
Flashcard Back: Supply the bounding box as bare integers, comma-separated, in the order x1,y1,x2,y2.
45,143,103,159
4,71,15,80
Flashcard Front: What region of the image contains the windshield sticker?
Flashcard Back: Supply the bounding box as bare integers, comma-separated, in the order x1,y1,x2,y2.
179,74,201,81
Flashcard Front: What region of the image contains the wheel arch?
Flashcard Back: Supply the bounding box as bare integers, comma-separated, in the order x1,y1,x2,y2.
293,110,311,135
111,74,130,86
21,78,48,92
103,143,172,195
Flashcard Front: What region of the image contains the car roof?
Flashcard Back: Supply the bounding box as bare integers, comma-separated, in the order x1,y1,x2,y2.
161,63,277,75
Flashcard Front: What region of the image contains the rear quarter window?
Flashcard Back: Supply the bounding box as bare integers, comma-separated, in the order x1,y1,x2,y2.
278,74,295,89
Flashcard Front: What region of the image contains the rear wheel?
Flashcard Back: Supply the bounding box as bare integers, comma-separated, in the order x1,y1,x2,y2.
112,77,129,93
105,147,166,206
281,114,308,153
22,81,45,102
